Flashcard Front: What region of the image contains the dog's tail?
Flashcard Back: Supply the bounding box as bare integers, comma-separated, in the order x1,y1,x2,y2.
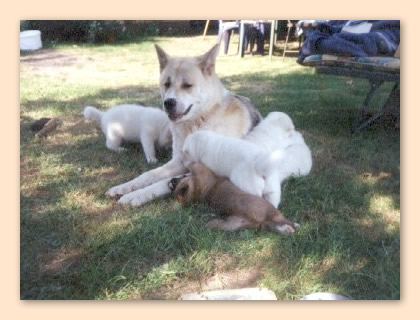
253,149,285,177
83,106,103,124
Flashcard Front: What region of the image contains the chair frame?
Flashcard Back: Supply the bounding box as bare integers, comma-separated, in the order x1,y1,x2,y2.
314,64,400,133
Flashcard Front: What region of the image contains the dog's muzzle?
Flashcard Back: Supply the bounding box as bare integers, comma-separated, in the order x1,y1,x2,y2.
164,98,177,113
164,100,193,122
168,177,182,192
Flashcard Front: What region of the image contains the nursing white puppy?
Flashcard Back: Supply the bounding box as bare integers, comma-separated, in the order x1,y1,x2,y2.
182,130,285,207
244,111,312,181
84,104,172,164
183,112,312,208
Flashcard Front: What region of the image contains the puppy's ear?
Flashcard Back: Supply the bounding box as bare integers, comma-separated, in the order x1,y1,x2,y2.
155,44,170,73
284,118,295,132
197,44,219,76
277,113,295,132
188,162,201,176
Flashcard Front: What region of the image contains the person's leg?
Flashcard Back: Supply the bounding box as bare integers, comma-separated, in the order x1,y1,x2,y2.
248,26,256,53
242,24,250,55
256,22,265,55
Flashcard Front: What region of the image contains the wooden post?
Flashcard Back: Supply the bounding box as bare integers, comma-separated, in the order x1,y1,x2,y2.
203,20,210,39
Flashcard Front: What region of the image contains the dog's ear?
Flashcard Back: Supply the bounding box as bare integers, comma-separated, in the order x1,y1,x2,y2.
280,114,295,132
188,162,201,176
197,44,219,76
155,44,170,73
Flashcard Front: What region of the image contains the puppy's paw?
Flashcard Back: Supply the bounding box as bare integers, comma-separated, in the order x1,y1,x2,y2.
206,219,224,230
275,224,296,235
146,156,158,164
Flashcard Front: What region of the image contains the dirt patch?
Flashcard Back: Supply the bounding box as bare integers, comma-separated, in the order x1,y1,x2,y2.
39,247,84,275
20,49,90,69
199,267,263,291
44,118,97,146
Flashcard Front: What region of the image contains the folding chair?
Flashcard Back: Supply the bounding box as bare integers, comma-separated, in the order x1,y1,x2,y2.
300,47,400,133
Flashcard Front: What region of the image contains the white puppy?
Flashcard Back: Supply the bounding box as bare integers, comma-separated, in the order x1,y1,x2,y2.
244,111,312,181
84,104,172,164
183,112,312,208
182,130,285,207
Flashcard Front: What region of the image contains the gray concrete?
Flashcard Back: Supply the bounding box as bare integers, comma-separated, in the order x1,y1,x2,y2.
179,287,277,300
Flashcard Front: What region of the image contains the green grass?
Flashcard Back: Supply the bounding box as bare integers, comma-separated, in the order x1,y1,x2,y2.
20,35,400,300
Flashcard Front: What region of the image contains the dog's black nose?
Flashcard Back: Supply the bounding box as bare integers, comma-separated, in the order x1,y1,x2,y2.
169,177,181,191
164,98,177,112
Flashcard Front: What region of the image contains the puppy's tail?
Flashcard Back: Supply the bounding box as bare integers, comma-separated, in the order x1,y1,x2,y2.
253,149,285,177
83,106,103,124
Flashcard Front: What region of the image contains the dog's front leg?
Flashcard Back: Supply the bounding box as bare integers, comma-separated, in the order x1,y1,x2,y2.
106,155,186,197
118,178,172,207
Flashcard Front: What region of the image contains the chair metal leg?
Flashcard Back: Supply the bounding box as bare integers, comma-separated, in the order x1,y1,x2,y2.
274,20,278,44
239,22,245,57
282,22,292,61
351,80,399,133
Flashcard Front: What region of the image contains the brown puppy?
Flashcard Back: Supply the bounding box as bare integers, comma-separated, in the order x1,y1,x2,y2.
169,162,298,234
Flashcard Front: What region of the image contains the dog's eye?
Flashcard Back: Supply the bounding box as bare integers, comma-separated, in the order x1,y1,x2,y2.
182,83,193,89
164,81,171,89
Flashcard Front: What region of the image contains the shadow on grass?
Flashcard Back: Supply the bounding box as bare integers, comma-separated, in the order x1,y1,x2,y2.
20,67,399,299
269,171,400,299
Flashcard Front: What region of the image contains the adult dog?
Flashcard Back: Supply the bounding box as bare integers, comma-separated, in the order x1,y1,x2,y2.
106,44,262,206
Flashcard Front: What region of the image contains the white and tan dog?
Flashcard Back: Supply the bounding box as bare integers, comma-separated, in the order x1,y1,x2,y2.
84,104,172,164
106,45,262,206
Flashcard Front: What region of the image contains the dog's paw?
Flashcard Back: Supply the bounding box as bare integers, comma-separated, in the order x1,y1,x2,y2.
117,193,137,206
146,156,158,164
275,224,296,235
106,184,134,197
117,190,151,207
206,219,224,230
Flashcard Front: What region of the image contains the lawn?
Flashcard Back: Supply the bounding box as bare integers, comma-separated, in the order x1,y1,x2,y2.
20,35,400,300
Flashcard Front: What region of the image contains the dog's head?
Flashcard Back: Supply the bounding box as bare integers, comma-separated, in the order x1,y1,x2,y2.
170,174,195,204
154,44,221,123
169,162,218,204
265,112,295,132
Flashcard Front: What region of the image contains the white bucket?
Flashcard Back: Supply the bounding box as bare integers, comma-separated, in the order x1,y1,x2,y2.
20,30,42,51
